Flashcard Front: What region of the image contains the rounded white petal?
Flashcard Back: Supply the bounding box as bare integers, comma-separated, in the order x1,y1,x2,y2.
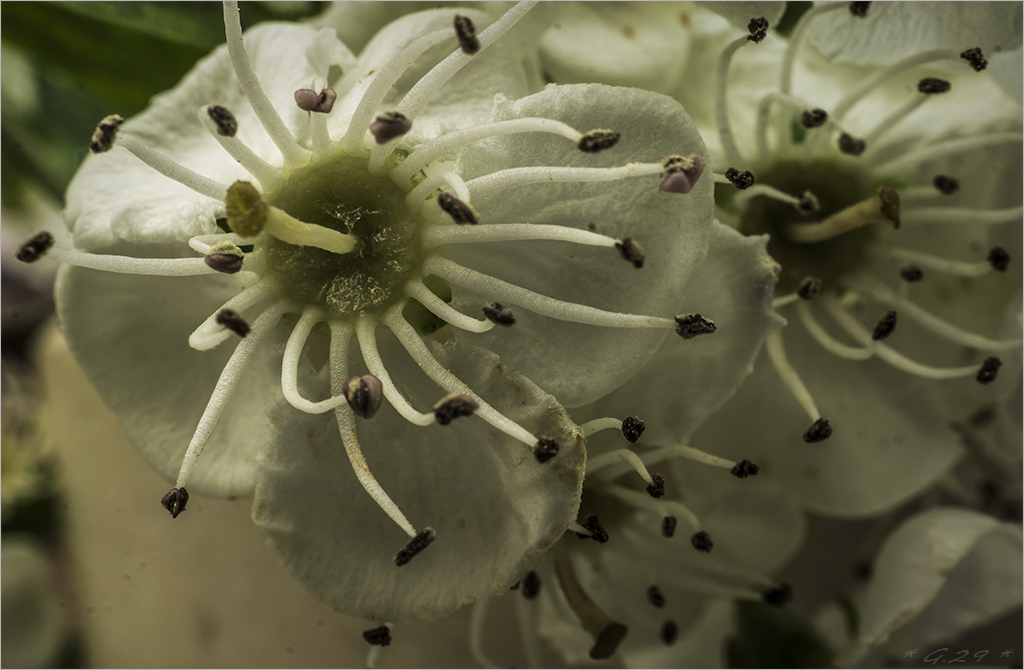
448,83,715,407
252,337,585,623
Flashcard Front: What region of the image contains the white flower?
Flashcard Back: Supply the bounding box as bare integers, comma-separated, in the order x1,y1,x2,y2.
21,2,723,626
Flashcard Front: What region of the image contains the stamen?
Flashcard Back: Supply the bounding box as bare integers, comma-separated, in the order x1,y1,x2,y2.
172,300,292,491
988,247,1010,272
305,80,334,155
724,167,755,190
900,205,1023,226
849,277,1022,351
850,2,871,17
216,309,251,338
660,154,705,195
801,108,829,128
293,87,337,113
281,307,348,414
674,313,717,339
437,192,480,225
522,570,541,599
189,277,280,351
567,521,592,537
765,330,827,428
837,133,866,156
579,417,624,438
918,77,951,95
424,256,677,330
89,114,123,153
762,582,793,606
960,47,988,71
329,322,420,539
779,3,847,95
621,416,645,444
222,1,309,167
977,357,1002,384
647,474,666,499
717,18,773,167
466,162,670,199
900,265,924,282
615,238,646,268
871,310,897,341
404,278,495,333
731,459,760,478
647,585,666,608
345,375,385,419
482,303,515,326
206,105,238,136
552,552,629,661
395,528,436,566
803,418,833,443
383,308,540,446
107,128,229,201
662,516,677,538
578,130,621,153
433,394,479,425
597,449,659,489
796,301,875,361
575,514,609,543
369,112,412,145
160,487,189,519
734,184,810,210
825,296,986,380
661,620,679,646
15,232,55,263
605,485,704,536
691,530,713,553
355,314,435,427
534,439,559,463
933,175,960,194
204,241,245,274
406,171,472,218
363,626,392,646
862,94,932,148
590,444,748,478
885,246,993,278
453,15,480,55
798,277,823,300
787,186,899,243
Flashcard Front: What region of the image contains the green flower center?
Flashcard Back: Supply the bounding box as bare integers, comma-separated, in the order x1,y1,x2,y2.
735,159,875,294
265,153,420,317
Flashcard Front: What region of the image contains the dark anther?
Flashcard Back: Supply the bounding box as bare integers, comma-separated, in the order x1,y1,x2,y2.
646,473,666,499
433,394,479,425
16,232,55,263
871,310,897,341
580,514,609,543
534,438,559,463
578,130,621,153
797,276,822,300
746,17,769,43
207,105,238,137
589,623,628,661
294,88,337,114
160,487,189,518
933,175,960,194
803,418,832,443
216,309,250,338
437,191,479,225
900,265,924,282
89,114,124,153
968,404,997,428
482,302,515,326
660,620,679,646
674,313,717,339
851,561,873,581
204,253,244,274
661,516,677,538
369,111,412,144
660,154,705,194
960,47,988,72
987,246,1010,272
621,416,646,444
731,459,760,478
849,2,871,17
615,238,646,269
647,585,666,608
838,133,866,156
796,191,820,214
976,357,1002,384
918,77,951,95
394,528,436,566
724,167,755,190
691,530,713,553
362,626,392,647
762,582,793,606
345,374,384,419
453,14,480,54
878,185,901,228
522,570,541,599
800,108,828,128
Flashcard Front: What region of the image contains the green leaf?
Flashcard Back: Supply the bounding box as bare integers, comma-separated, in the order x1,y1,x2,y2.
52,2,227,50
727,601,836,669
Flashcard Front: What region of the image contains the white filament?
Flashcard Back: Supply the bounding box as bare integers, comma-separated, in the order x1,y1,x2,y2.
579,417,623,438
716,35,751,169
422,222,619,251
282,306,352,414
116,133,228,201
883,246,993,277
406,171,472,216
355,314,435,426
765,330,822,422
467,162,665,199
404,278,494,333
872,132,1023,174
45,247,215,276
796,301,875,360
189,277,281,351
901,205,1023,226
197,106,282,190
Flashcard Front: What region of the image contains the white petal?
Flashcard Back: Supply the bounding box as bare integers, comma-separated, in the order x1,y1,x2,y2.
252,337,585,623
448,83,715,407
808,2,1023,65
580,222,783,442
65,23,325,251
845,508,1023,665
55,256,290,498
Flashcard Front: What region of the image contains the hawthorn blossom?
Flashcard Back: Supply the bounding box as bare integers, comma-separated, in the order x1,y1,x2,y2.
17,2,723,628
